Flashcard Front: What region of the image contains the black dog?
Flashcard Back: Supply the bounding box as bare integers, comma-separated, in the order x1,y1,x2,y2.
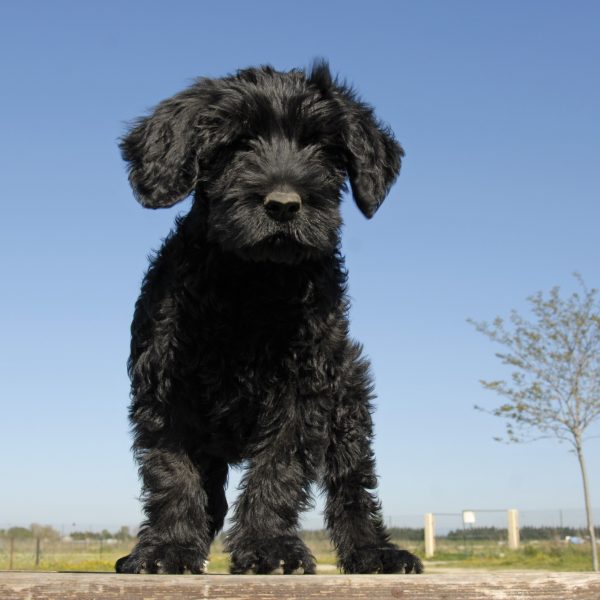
116,62,422,576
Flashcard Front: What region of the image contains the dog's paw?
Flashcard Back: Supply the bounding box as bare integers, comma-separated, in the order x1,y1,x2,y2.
340,543,423,574
229,535,316,574
115,545,207,574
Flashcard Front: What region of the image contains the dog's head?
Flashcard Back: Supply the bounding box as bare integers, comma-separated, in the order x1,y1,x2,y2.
121,62,403,264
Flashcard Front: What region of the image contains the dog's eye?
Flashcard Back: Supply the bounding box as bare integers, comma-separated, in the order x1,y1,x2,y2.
297,124,336,149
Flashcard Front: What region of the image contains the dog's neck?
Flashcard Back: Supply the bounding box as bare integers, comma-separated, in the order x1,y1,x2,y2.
205,244,346,309
175,204,347,309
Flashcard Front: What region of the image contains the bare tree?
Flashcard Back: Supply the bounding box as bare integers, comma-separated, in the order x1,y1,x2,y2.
469,274,600,571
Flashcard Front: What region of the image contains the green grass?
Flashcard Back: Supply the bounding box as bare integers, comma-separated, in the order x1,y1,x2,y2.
0,537,595,573
0,550,125,572
430,541,596,571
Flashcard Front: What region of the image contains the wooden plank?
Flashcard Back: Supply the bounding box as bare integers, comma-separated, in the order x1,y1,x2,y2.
0,571,599,600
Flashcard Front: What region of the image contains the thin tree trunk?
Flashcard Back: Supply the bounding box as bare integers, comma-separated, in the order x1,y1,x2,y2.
575,440,598,572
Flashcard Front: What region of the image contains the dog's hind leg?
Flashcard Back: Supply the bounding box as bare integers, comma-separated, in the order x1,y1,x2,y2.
321,345,423,574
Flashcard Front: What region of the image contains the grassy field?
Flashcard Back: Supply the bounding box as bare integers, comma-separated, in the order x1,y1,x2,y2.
429,539,596,572
0,535,597,573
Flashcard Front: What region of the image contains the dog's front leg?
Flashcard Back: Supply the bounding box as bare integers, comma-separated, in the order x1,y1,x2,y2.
116,445,220,574
322,351,423,574
225,449,316,574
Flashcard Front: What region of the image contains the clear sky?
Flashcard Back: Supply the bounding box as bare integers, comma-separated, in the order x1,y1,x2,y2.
1,0,599,533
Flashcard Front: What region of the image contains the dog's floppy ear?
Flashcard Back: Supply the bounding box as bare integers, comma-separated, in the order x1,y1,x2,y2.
346,106,403,218
341,92,404,219
120,81,216,208
311,62,404,218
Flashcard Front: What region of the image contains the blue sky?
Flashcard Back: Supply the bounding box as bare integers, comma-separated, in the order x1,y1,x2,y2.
1,0,599,533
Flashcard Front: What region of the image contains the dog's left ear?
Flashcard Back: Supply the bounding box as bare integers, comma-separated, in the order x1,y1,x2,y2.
340,94,404,219
311,63,403,219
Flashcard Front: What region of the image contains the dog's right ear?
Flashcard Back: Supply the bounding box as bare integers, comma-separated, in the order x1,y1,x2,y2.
120,81,215,208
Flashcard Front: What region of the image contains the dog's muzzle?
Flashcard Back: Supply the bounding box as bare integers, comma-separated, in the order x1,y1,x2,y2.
263,190,302,222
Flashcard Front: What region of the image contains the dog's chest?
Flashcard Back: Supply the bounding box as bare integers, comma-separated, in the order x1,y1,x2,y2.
192,280,338,397
177,261,343,457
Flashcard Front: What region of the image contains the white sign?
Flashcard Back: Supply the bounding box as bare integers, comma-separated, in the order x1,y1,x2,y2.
463,511,476,524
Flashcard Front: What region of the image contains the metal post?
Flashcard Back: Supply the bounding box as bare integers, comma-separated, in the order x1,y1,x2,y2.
35,537,41,567
9,537,14,570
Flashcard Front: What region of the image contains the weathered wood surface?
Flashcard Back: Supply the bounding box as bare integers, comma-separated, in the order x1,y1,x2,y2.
1,571,600,599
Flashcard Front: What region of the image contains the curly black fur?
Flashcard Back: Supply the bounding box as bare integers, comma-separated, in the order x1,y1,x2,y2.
115,61,422,576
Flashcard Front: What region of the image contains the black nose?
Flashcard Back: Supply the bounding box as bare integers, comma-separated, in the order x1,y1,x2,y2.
264,190,302,221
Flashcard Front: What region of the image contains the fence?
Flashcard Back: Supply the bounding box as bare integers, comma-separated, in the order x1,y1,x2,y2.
383,508,600,533
0,536,135,571
1,508,598,570
424,509,520,557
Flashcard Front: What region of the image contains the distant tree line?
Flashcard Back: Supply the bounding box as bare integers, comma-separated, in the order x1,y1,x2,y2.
0,525,61,540
298,526,600,542
386,528,426,541
3,524,598,543
304,526,600,542
298,528,426,543
69,526,134,541
0,524,135,541
446,526,600,541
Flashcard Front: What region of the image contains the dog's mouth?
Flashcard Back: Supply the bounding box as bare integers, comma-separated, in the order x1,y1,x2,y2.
237,234,321,265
